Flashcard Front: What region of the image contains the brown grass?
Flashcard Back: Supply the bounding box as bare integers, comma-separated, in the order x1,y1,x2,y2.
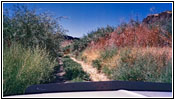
102,47,171,69
82,47,172,70
87,24,171,50
82,48,100,64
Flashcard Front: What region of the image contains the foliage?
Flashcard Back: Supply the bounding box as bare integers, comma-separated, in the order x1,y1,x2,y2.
3,43,57,96
100,47,118,60
71,77,85,82
148,17,172,35
92,59,102,71
62,57,90,81
158,60,172,83
87,19,172,52
111,50,172,83
71,26,115,54
3,5,65,57
102,66,114,79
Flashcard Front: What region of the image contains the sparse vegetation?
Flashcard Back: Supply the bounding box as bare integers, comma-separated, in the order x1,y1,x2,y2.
92,59,102,71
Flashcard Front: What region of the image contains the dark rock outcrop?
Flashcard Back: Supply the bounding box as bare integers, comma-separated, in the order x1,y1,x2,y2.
63,35,80,40
143,11,172,24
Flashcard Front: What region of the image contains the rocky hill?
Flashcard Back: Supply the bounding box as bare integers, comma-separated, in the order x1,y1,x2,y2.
142,11,172,24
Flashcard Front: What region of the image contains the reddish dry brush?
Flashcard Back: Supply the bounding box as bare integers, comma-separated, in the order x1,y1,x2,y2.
110,24,171,48
89,24,172,50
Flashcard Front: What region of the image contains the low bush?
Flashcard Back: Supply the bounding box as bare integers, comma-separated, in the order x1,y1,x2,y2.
102,66,114,79
3,43,57,96
158,60,172,83
100,47,118,60
71,77,85,82
111,51,172,83
92,59,102,71
62,57,90,81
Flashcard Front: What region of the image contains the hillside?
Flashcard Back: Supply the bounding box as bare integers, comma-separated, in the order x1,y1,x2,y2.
86,11,172,50
68,11,172,83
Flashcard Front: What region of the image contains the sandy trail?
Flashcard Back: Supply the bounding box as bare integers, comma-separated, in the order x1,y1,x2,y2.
70,57,110,81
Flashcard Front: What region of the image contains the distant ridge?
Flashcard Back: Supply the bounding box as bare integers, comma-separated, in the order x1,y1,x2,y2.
61,35,80,48
63,35,80,40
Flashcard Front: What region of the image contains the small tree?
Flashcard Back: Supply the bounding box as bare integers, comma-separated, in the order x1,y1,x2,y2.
3,4,66,57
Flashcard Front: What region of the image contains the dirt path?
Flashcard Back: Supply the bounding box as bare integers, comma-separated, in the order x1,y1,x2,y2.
70,57,110,81
52,57,66,83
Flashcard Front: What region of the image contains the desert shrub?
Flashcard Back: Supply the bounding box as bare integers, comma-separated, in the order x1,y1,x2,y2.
62,57,90,81
64,55,70,58
92,59,102,71
71,77,85,82
89,25,114,42
112,51,172,83
3,5,65,57
158,60,172,83
63,45,71,54
71,25,115,54
113,24,172,47
81,56,87,63
100,47,118,60
102,66,114,79
3,43,57,96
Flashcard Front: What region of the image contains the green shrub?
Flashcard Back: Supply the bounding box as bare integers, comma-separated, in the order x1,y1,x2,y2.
3,43,57,96
63,57,90,81
102,66,114,79
92,59,102,71
3,5,64,58
64,55,70,58
100,47,118,60
112,52,172,83
158,60,172,83
71,77,85,82
71,26,115,53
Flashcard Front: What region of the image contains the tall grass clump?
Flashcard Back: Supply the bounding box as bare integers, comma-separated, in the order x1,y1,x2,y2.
3,43,57,96
111,49,172,83
100,47,118,60
92,59,102,71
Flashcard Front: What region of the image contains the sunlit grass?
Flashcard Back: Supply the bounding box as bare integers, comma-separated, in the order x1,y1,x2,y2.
3,43,57,96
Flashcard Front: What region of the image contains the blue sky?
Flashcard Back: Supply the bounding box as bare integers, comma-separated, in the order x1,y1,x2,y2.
3,3,172,37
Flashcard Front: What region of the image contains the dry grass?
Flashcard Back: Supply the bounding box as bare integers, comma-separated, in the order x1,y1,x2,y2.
82,48,100,64
104,47,171,68
82,46,172,69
